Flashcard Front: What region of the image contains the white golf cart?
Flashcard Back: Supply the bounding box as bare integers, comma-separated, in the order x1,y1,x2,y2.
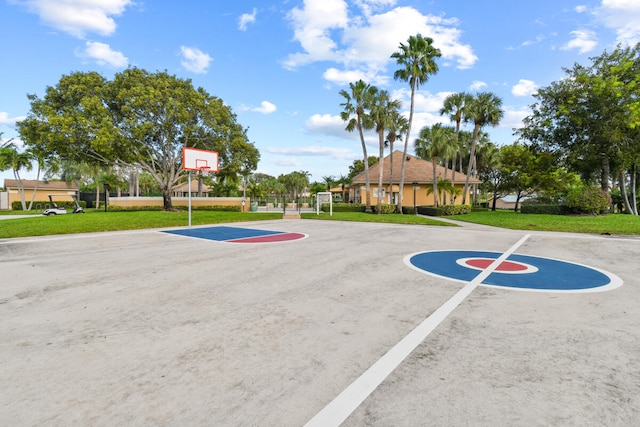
42,194,85,216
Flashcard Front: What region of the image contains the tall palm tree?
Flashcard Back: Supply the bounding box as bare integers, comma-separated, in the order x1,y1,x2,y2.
462,92,504,204
367,90,402,214
0,146,34,210
391,34,441,213
415,123,454,207
440,92,472,200
340,80,377,211
386,110,409,210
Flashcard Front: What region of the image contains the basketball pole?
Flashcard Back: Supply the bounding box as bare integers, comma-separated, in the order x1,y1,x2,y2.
188,170,192,227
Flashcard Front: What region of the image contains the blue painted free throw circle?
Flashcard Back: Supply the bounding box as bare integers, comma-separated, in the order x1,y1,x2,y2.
407,250,622,293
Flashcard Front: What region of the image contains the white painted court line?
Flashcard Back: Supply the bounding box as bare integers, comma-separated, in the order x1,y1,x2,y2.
304,234,532,427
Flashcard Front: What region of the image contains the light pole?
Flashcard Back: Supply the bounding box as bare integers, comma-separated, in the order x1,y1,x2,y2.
413,182,418,215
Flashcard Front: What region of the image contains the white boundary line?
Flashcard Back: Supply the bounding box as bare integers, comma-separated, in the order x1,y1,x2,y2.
304,234,532,427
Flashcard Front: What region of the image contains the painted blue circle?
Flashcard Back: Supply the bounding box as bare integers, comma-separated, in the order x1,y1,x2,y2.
408,250,621,292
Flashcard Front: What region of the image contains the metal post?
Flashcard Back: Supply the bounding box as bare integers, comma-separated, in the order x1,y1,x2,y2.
188,171,192,227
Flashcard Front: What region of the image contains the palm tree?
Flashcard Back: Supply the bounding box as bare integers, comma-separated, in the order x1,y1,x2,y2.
0,146,34,210
415,124,454,207
462,92,504,204
322,175,335,191
340,80,377,212
391,34,441,213
367,89,402,214
337,174,351,203
440,92,473,202
386,110,409,210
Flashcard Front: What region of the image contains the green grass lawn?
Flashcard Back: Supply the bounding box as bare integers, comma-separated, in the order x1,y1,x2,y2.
0,210,282,239
2,208,638,239
446,210,640,235
301,211,456,226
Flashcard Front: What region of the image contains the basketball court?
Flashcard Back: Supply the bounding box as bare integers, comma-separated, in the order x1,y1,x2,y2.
1,219,639,425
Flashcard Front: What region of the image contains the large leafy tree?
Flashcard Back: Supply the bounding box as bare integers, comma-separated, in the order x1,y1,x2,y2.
391,33,441,213
462,92,504,204
347,156,378,180
17,68,258,210
519,43,640,214
340,80,377,211
499,144,573,211
366,89,402,213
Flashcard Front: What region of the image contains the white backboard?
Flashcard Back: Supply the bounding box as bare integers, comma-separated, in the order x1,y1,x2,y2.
182,148,219,171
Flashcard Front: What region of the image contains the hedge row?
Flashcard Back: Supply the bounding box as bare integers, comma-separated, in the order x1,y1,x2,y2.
106,205,241,212
370,204,397,214
320,203,366,212
417,204,472,216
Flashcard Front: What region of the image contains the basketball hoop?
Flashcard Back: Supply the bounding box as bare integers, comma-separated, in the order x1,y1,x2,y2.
199,167,211,177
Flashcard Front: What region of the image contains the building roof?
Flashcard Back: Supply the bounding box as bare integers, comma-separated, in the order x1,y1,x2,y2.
173,179,211,192
350,150,481,185
3,179,79,190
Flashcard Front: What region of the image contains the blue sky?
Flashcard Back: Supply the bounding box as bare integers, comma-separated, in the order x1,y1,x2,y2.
2,0,639,184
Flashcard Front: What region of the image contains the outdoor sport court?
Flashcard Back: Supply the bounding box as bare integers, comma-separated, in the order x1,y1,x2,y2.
1,219,639,425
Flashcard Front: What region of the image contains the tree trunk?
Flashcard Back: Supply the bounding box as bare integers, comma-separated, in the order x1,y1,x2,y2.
358,122,372,213
398,80,417,215
432,156,438,207
601,155,610,191
162,187,173,211
377,129,385,214
462,124,480,205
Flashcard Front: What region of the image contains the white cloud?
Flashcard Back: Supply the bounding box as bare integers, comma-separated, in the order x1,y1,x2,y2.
180,46,213,74
252,101,277,114
284,0,477,84
77,41,128,68
511,79,538,97
596,0,640,45
0,112,27,126
266,145,357,160
17,0,133,38
284,0,349,68
561,29,598,54
238,8,257,31
323,67,389,86
469,80,487,91
305,114,353,138
500,106,532,130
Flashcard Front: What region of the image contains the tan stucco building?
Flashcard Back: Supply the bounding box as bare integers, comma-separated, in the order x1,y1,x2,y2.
2,179,79,210
348,151,481,208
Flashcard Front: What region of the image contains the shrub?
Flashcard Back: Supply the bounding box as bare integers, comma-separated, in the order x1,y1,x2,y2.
565,186,611,215
371,204,397,214
106,205,240,212
417,204,471,216
321,203,365,212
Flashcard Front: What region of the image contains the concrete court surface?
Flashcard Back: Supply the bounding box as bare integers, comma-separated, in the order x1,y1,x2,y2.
1,219,639,426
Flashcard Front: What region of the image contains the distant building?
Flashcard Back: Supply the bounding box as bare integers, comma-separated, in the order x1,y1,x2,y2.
348,151,481,207
1,179,79,210
172,179,211,197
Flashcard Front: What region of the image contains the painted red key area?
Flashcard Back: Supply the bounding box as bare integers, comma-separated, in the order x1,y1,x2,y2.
465,258,528,271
